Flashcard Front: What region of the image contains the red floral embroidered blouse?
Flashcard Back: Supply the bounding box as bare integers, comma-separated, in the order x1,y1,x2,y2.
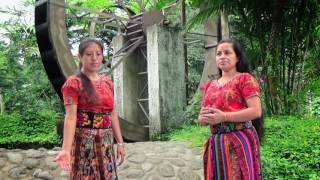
61,75,114,112
201,73,260,112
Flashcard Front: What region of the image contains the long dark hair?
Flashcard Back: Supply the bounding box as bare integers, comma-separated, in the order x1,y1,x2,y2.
77,38,104,105
217,39,264,142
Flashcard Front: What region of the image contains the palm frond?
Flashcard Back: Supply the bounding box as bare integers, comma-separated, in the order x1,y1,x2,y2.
186,0,228,31
154,0,177,10
186,7,218,31
127,1,142,14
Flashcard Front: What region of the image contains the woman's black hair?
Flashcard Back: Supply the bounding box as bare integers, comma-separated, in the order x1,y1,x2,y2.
217,39,264,142
77,37,104,105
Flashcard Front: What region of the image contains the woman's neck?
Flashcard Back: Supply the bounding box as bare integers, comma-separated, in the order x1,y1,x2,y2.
221,69,239,79
81,69,99,81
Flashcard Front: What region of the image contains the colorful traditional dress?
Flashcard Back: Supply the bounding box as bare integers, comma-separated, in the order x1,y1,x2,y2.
62,75,118,180
201,73,262,180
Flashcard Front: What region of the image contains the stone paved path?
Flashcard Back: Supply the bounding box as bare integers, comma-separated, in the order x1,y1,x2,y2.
0,141,204,180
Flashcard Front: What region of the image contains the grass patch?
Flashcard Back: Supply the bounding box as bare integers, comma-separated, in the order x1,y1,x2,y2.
167,124,209,148
166,116,320,179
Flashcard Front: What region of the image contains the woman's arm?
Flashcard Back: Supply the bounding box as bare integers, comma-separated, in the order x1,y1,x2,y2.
223,96,262,122
198,107,210,125
111,110,125,165
111,111,124,144
61,104,77,152
55,104,77,171
200,96,262,125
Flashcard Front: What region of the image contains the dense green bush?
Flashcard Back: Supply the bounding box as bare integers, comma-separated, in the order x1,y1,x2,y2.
182,91,202,124
303,79,320,116
262,116,320,179
0,110,61,149
167,116,320,179
186,44,205,101
310,97,320,116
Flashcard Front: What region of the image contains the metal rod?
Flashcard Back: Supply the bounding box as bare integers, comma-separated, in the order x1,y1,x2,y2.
127,29,143,36
138,83,148,98
140,46,147,62
138,72,147,75
138,102,152,122
185,32,217,37
137,98,149,102
183,40,202,44
114,37,141,56
107,36,145,75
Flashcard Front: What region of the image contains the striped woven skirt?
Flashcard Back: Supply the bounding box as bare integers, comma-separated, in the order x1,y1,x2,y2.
203,123,262,180
70,128,118,180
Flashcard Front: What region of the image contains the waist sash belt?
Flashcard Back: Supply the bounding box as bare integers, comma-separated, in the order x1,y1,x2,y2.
211,121,253,134
76,110,112,129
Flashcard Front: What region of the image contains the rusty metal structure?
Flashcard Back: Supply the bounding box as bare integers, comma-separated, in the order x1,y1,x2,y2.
35,0,164,141
34,0,219,141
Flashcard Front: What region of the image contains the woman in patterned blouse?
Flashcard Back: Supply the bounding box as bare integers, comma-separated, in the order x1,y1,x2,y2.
199,39,263,180
55,38,124,180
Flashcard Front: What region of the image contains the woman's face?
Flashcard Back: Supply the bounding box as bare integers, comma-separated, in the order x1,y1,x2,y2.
216,42,238,72
79,42,103,73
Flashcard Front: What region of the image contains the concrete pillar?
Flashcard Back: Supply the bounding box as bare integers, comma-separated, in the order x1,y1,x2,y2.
147,25,186,137
112,35,125,117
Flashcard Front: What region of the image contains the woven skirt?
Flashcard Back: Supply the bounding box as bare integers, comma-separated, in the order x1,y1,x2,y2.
70,128,118,180
203,125,262,180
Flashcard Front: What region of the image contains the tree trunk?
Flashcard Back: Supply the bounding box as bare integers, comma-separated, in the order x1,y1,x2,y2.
181,0,188,99
268,0,287,51
0,89,4,114
265,0,287,114
220,11,230,39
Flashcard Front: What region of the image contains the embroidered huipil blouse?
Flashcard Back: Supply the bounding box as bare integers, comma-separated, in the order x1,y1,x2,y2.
61,75,114,112
201,73,260,130
61,75,114,128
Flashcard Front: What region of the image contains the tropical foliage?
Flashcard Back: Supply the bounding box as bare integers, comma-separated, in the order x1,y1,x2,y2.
0,0,318,166
186,0,320,115
0,2,62,148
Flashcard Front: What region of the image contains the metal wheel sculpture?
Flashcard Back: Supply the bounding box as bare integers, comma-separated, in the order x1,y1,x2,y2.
35,0,164,141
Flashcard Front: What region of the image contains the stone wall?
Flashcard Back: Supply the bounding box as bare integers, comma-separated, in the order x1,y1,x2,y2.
0,142,204,180
147,25,186,137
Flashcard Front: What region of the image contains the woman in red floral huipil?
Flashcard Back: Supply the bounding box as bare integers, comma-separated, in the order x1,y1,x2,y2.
55,38,124,180
199,39,263,180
